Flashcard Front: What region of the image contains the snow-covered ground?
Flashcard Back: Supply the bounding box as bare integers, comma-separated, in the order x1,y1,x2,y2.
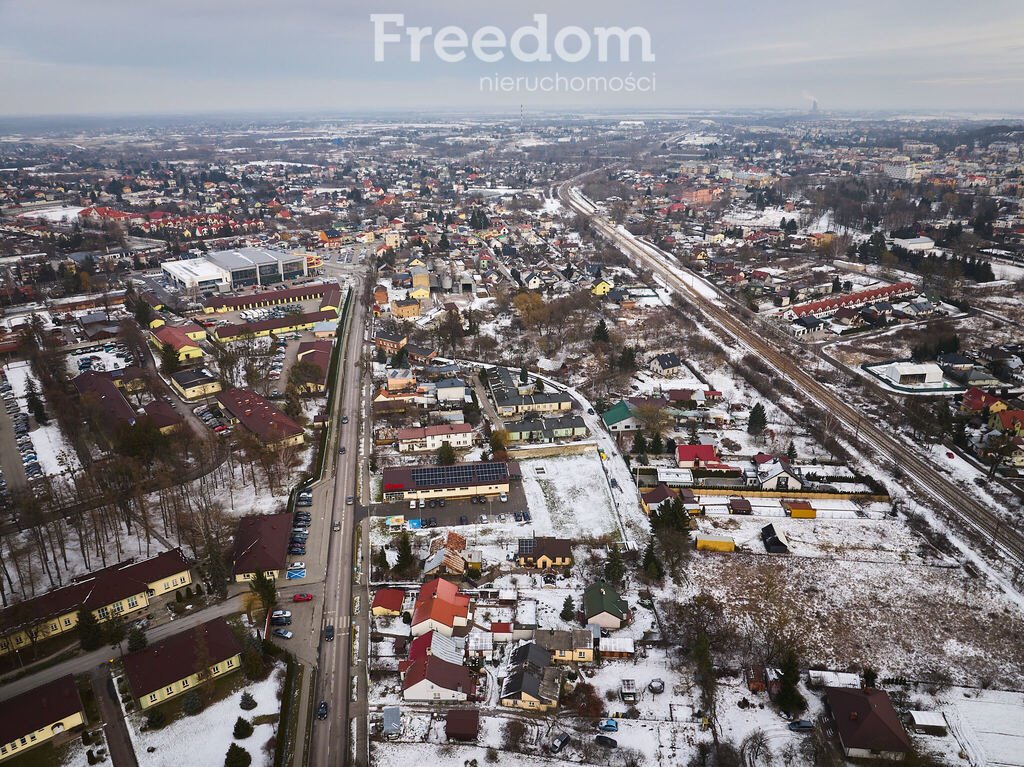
941,687,1024,767
121,662,284,767
517,451,619,540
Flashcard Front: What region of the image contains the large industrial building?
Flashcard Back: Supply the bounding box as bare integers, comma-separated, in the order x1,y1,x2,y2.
161,247,309,292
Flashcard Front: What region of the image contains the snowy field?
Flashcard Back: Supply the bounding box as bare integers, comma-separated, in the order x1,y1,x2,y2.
122,663,284,767
518,451,620,540
942,687,1024,767
3,360,81,476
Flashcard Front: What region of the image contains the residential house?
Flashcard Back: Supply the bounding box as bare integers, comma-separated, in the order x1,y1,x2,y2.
374,330,408,356
583,581,630,630
992,410,1024,435
533,629,594,664
391,298,421,319
124,618,242,710
371,588,405,617
410,578,472,637
752,455,803,491
676,444,735,472
396,423,475,453
435,378,469,405
650,352,682,377
402,656,476,702
169,368,222,401
0,675,85,762
500,642,560,712
516,537,573,569
824,687,911,762
150,325,204,363
601,400,642,433
504,415,587,443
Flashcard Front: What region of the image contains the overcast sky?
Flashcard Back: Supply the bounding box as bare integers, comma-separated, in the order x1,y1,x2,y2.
2,0,1023,117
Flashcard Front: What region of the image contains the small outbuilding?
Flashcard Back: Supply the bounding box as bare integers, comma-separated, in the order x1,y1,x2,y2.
445,708,480,741
908,710,948,736
761,523,789,554
695,533,735,553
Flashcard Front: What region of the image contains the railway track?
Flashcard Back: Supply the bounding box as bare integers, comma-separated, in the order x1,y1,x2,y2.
559,182,1024,572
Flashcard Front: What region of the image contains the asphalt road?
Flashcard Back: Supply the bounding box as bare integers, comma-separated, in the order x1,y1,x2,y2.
560,180,1024,573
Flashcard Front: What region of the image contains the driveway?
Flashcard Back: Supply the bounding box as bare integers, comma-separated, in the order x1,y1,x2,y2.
90,666,139,767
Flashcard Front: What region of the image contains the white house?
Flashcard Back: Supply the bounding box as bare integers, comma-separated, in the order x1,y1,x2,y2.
396,423,475,453
401,656,476,702
435,377,470,404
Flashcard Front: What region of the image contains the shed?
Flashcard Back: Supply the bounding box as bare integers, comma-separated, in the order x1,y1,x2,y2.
761,523,789,554
729,498,753,515
620,678,638,703
909,710,948,736
382,706,401,738
695,533,735,553
598,637,635,658
785,500,816,519
445,708,480,741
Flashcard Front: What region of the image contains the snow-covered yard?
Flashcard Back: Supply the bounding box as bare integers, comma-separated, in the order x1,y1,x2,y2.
518,451,619,540
121,664,284,767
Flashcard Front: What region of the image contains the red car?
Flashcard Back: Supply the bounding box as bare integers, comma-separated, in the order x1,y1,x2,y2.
292,593,314,603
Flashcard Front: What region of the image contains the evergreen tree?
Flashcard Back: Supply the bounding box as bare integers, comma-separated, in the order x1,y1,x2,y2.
604,547,625,584
665,437,677,456
775,648,806,715
642,543,665,581
436,442,456,466
747,402,767,436
239,692,258,711
592,318,609,344
233,717,254,739
631,432,648,455
786,441,798,462
519,366,528,384
160,342,180,375
224,744,252,767
395,532,414,573
127,626,148,653
560,596,575,621
687,422,699,445
649,432,663,455
77,609,103,651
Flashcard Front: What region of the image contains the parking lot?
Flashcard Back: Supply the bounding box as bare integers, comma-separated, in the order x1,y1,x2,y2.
370,480,529,528
66,340,137,376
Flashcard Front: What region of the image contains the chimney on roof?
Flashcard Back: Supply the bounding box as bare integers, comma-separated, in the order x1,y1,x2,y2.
850,711,859,721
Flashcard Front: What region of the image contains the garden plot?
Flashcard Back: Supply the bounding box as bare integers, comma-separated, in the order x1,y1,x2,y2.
682,552,1024,687
695,514,942,565
122,662,284,767
518,453,619,539
943,687,1024,767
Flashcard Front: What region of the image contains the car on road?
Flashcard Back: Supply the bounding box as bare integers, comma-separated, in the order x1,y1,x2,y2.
272,629,293,640
788,720,814,732
339,446,346,454
346,495,354,505
549,733,571,754
324,624,335,641
288,562,305,571
499,493,508,503
598,719,619,732
341,415,349,424
317,700,329,720
333,521,341,532
595,735,617,748
292,593,313,602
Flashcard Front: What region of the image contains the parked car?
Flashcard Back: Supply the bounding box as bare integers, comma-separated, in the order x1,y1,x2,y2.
549,733,571,753
598,719,619,732
595,735,617,748
479,515,488,524
317,700,329,720
293,593,313,602
409,499,417,509
272,629,293,640
522,510,531,523
458,515,469,525
788,720,815,732
288,562,305,571
270,616,292,626
513,511,523,522
438,498,445,507
499,493,508,503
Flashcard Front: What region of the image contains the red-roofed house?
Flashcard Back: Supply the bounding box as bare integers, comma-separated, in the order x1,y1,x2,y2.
216,388,304,448
961,387,1007,415
371,588,405,617
411,578,472,638
150,325,203,363
993,410,1024,435
676,444,721,468
401,655,476,702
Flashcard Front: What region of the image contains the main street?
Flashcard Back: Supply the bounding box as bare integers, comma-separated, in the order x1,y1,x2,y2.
559,180,1024,578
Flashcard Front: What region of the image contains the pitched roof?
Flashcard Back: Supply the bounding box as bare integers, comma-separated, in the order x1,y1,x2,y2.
371,588,405,613
402,655,476,696
826,687,911,754
0,674,83,746
153,325,199,352
583,581,628,621
411,578,471,629
445,708,480,740
231,513,291,576
601,400,634,426
216,387,303,444
123,618,241,699
0,549,191,634
675,444,720,463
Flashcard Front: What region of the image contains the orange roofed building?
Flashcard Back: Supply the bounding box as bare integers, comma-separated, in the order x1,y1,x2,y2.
410,578,472,638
